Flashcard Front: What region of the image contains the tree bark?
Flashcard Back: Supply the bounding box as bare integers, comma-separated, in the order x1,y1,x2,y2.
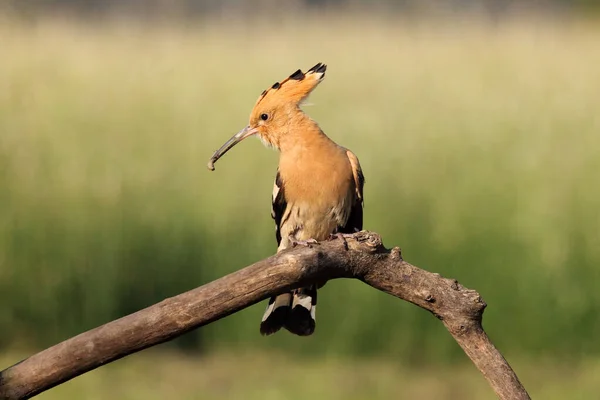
0,231,530,400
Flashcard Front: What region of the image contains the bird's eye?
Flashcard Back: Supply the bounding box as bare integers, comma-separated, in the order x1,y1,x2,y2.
260,113,269,121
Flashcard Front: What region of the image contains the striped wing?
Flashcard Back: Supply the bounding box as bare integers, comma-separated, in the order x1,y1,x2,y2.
339,149,364,233
271,170,287,246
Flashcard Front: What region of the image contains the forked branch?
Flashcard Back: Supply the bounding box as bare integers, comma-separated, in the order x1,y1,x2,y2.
0,231,530,400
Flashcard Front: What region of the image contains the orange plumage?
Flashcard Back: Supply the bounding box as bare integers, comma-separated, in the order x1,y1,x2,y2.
208,63,364,336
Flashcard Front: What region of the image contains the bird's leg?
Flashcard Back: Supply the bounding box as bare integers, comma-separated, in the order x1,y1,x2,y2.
289,236,319,248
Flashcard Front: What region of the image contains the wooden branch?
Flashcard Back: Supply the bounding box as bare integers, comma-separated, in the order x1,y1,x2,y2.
0,231,530,400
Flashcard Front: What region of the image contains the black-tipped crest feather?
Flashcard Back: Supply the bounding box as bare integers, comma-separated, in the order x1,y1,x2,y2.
289,69,305,80
308,62,327,74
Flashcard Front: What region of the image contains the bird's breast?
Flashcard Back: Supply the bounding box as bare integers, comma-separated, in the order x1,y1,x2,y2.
277,145,355,247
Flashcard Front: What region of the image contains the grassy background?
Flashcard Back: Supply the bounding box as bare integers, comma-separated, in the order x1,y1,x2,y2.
1,13,600,398
1,350,597,400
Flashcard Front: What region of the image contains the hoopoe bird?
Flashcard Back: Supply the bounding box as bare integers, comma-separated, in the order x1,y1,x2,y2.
207,63,364,336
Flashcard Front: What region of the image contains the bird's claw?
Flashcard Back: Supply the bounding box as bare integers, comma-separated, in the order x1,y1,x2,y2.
328,232,354,250
291,238,319,248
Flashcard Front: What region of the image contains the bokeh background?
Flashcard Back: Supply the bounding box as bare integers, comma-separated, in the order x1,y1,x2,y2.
1,1,600,399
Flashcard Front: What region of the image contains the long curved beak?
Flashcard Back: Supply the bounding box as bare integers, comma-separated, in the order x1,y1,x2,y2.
207,126,258,171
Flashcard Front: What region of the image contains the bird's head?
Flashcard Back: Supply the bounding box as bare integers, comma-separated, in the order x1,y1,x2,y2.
208,63,327,171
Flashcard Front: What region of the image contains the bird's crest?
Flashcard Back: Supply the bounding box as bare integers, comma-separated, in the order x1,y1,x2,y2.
254,63,327,108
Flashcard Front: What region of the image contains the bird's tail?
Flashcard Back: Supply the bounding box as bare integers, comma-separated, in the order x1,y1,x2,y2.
260,286,317,336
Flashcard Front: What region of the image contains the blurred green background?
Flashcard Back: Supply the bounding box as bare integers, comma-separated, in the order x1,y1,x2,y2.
1,1,600,398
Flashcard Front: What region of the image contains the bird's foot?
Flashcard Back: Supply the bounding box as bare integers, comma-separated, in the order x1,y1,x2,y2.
290,238,319,248
328,232,355,250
